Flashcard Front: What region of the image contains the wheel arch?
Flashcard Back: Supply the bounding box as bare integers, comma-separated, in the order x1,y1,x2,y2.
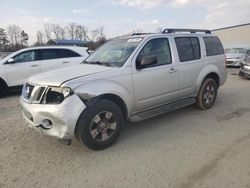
196,65,220,92
0,77,8,88
72,79,134,120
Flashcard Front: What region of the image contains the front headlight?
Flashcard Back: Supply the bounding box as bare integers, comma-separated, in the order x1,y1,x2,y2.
42,86,74,104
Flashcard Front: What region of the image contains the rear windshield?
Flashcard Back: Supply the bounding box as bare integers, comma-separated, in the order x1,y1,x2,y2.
203,36,224,56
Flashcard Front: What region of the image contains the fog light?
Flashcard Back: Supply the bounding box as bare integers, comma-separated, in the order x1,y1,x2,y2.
40,119,53,130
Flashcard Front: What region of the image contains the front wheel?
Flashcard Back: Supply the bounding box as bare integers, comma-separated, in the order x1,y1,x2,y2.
196,78,218,110
76,99,124,150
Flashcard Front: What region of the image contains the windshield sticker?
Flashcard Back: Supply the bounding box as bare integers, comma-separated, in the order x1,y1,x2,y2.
127,38,142,43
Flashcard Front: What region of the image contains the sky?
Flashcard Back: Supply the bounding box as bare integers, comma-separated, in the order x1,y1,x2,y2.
0,0,250,44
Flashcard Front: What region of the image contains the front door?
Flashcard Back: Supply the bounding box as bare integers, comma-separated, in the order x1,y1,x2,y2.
5,50,40,86
132,38,179,111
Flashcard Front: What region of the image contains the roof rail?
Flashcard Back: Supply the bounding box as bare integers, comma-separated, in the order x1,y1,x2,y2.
131,33,155,36
162,28,211,34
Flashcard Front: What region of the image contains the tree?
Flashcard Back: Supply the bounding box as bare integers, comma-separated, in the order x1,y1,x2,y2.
44,23,52,41
36,30,44,45
0,28,9,50
7,25,22,46
21,30,29,47
51,24,65,39
75,25,89,41
66,23,77,40
96,26,106,42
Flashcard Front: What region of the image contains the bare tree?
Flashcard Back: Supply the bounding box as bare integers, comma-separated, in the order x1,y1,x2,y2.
51,24,61,39
90,29,99,42
44,23,52,41
59,27,66,39
75,25,89,41
66,23,77,40
36,30,44,45
97,26,106,41
7,25,22,46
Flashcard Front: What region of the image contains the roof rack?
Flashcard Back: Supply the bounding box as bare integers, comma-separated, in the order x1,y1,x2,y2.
162,28,211,34
131,33,155,36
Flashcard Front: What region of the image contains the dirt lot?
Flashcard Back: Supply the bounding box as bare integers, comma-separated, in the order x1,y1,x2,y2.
0,68,250,188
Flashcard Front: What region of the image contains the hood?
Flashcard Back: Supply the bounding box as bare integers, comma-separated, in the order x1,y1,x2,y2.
226,53,245,59
28,64,116,86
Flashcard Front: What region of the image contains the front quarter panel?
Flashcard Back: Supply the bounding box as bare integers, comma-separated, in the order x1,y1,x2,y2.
73,79,134,117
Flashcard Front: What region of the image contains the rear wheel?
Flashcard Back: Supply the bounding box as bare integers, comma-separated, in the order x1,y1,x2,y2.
0,81,7,97
196,78,218,110
76,99,124,150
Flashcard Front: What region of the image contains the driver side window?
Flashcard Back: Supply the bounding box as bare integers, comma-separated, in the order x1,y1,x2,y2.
137,38,172,68
14,51,35,63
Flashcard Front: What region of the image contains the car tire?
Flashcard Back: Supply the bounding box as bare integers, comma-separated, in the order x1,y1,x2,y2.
196,78,218,110
76,99,124,150
0,81,7,97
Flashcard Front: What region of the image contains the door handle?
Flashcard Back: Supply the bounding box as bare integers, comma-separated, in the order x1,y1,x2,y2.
62,61,69,64
169,67,177,73
30,65,39,67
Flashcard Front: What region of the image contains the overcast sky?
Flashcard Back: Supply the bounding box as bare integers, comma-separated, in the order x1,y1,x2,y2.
0,0,249,44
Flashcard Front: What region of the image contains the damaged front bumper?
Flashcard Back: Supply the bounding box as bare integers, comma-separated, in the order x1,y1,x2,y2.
20,94,86,142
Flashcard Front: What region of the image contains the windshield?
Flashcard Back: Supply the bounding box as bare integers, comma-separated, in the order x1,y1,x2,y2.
225,48,247,54
84,38,143,67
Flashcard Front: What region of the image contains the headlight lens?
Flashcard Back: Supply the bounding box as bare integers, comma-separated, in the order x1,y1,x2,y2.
43,87,73,104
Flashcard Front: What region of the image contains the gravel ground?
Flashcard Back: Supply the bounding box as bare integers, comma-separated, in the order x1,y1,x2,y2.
0,68,250,188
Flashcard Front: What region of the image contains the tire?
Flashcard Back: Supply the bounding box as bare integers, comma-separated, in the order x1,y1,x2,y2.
0,81,7,97
76,99,124,150
196,78,218,110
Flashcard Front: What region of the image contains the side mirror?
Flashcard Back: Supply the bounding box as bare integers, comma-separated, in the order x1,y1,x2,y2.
137,56,158,69
6,58,15,64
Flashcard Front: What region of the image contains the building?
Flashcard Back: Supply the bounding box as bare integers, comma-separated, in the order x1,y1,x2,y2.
212,23,250,49
47,39,89,47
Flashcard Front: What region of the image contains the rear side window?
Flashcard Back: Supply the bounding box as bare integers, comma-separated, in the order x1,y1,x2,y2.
39,49,81,60
203,36,224,56
41,49,57,60
57,49,81,58
175,37,201,62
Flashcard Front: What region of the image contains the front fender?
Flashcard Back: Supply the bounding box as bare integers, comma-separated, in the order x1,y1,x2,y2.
73,79,133,116
196,64,219,92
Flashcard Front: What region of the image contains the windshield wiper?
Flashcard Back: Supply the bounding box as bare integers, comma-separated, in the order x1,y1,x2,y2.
83,61,111,67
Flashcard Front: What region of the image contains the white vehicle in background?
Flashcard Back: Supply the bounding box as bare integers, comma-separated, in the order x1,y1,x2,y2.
0,46,89,96
225,48,250,67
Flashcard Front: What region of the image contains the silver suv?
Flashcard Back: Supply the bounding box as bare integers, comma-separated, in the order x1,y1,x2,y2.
20,29,227,150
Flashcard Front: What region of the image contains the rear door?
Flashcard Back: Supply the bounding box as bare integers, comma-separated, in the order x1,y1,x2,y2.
4,50,41,86
57,48,84,66
174,36,203,98
39,48,82,73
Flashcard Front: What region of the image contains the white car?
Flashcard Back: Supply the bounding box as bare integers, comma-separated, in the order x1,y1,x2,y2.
225,48,250,67
0,46,89,95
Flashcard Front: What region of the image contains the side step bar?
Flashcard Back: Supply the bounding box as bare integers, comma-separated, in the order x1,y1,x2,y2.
129,98,196,122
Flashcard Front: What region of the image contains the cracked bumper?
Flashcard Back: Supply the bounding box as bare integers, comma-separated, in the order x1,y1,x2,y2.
20,94,86,140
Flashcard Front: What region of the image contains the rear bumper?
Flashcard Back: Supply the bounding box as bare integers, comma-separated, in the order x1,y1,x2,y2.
20,94,86,140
